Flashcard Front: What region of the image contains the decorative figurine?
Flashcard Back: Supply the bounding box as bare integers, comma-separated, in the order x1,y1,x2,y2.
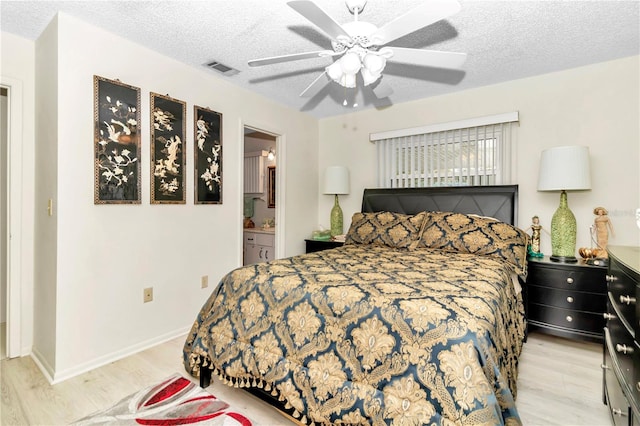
592,206,614,256
525,215,545,258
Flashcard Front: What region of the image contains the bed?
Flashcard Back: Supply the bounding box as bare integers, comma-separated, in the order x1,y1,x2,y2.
183,185,528,425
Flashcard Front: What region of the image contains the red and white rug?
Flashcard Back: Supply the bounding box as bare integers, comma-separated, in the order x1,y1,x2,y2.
72,373,252,425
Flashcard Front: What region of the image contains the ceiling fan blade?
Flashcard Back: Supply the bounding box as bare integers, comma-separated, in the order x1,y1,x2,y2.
387,47,467,69
372,82,393,99
248,50,338,67
287,1,352,43
300,71,330,97
369,0,461,46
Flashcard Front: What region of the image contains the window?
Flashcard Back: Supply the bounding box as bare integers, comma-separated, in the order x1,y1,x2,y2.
371,112,519,188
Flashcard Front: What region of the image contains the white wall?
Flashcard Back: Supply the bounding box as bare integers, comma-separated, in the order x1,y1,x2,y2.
33,16,60,374
30,12,318,381
1,31,36,356
319,55,640,254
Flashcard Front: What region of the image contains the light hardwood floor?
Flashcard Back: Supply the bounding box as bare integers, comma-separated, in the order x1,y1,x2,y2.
1,331,611,425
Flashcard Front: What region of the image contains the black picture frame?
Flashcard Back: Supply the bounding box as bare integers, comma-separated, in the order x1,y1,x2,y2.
150,93,186,204
94,76,141,204
194,106,223,204
267,166,276,208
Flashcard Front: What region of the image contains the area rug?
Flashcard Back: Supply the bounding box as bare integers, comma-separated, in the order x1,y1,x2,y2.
72,373,252,425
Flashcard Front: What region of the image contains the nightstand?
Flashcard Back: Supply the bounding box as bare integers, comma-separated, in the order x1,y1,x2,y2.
305,239,344,253
526,256,607,343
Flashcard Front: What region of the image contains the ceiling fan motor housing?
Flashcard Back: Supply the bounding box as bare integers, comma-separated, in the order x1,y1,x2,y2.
332,21,379,51
345,0,367,14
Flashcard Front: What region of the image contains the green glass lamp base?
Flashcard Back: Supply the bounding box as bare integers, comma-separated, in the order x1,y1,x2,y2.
330,194,343,237
550,190,578,263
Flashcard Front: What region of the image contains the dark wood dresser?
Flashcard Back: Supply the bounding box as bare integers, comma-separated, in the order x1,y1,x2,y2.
526,256,607,343
603,245,640,425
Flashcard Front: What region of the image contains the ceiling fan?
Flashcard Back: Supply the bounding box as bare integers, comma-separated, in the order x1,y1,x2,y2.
248,0,467,102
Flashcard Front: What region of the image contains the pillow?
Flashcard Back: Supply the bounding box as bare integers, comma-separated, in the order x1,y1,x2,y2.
417,211,529,275
344,211,427,250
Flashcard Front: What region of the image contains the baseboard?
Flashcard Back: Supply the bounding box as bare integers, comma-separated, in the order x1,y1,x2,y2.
30,346,56,383
31,326,191,385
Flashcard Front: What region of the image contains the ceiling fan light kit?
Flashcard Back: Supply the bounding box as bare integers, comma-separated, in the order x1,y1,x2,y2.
248,0,467,105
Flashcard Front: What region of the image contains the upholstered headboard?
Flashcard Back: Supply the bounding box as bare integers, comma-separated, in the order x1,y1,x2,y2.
361,185,519,226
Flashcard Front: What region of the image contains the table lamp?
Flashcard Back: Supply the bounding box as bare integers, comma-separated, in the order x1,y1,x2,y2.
323,166,350,237
537,146,591,263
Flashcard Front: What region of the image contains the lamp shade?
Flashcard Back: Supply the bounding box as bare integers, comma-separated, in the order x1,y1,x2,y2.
323,166,350,195
537,146,591,191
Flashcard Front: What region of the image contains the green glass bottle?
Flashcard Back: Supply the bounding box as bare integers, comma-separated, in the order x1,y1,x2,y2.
330,194,343,237
550,190,577,262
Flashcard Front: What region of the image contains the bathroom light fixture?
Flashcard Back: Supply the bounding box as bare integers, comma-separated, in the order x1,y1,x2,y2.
267,148,275,161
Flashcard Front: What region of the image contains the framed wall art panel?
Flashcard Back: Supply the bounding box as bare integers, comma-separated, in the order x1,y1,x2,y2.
94,75,141,204
194,106,223,204
267,166,276,208
150,93,186,204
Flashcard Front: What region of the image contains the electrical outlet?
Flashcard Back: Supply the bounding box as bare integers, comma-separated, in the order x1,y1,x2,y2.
143,287,153,303
201,275,209,289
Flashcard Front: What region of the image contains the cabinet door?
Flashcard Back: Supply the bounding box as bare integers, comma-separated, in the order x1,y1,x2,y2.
260,246,271,262
244,243,260,265
256,234,274,262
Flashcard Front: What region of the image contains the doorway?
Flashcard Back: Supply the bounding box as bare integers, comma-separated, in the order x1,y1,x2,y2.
243,126,278,265
2,76,24,360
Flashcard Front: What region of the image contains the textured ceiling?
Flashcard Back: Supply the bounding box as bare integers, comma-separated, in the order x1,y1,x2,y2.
1,1,638,118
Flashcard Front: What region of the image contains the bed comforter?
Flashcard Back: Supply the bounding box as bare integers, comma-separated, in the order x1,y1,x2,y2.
183,244,525,426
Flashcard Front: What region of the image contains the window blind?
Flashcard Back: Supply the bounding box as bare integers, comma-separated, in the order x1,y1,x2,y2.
372,113,519,188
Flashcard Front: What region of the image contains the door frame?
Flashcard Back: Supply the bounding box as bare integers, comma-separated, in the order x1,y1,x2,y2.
240,121,285,263
1,76,23,359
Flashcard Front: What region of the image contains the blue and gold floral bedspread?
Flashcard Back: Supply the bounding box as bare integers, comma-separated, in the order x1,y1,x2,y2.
183,245,525,425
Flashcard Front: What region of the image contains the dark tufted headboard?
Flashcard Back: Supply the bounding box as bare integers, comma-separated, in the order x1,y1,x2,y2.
361,185,519,226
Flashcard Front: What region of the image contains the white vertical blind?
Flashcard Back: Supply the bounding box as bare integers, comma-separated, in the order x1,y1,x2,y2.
373,113,519,188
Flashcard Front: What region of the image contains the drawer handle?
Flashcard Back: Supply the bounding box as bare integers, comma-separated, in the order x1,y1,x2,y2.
616,344,634,355
612,408,627,417
619,295,636,305
565,315,573,322
606,274,617,283
603,313,616,320
601,363,611,370
566,277,574,284
566,296,574,303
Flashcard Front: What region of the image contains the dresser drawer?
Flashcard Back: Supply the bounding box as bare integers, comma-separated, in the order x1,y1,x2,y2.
529,303,605,336
634,340,640,415
608,263,639,335
608,291,636,341
528,284,605,312
604,329,634,425
607,310,636,389
528,263,606,293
